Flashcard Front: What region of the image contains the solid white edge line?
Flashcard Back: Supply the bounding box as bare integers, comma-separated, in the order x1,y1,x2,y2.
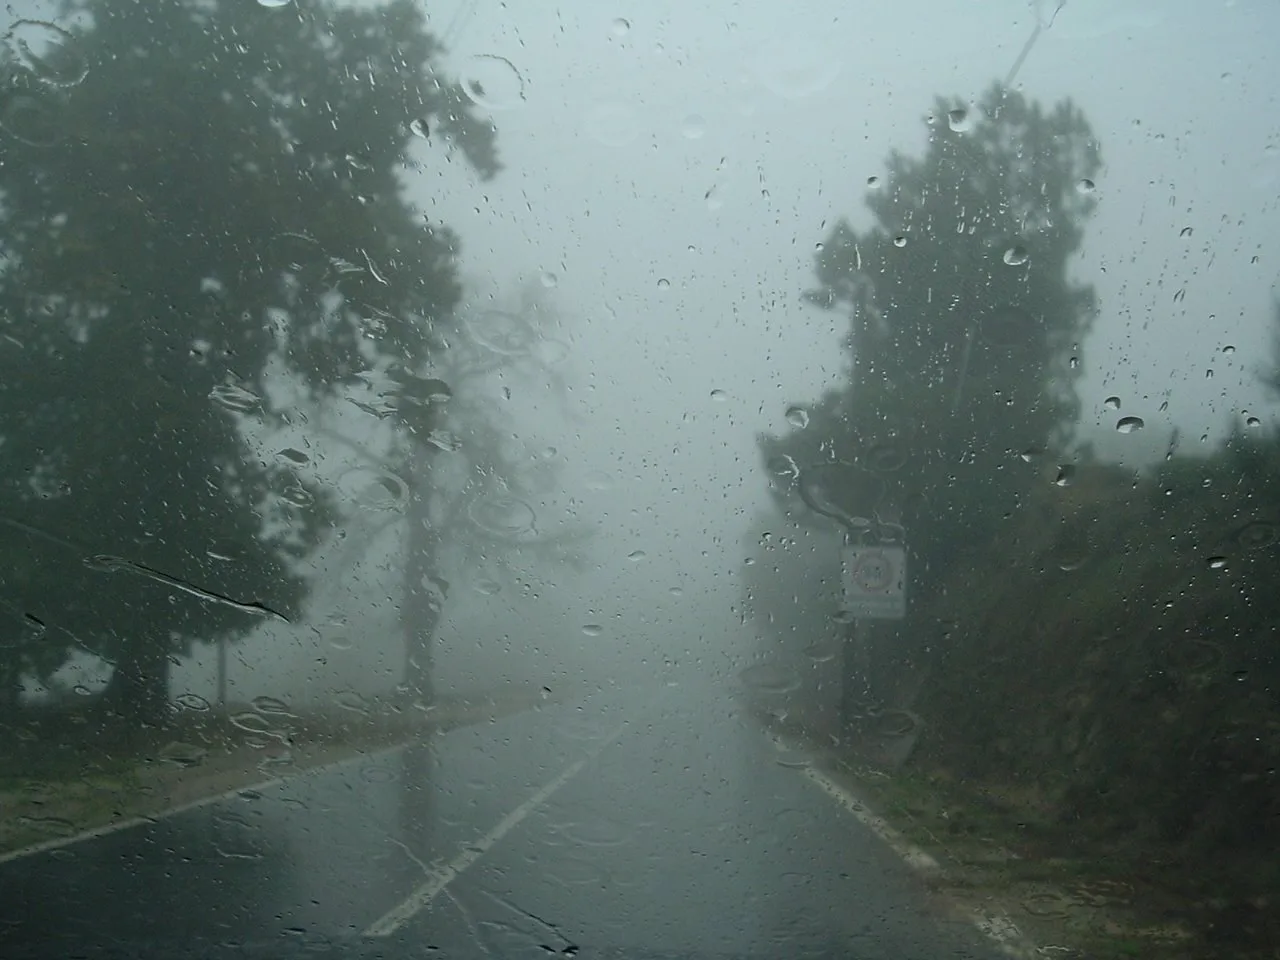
0,774,286,866
0,738,423,867
768,732,1035,958
363,722,628,939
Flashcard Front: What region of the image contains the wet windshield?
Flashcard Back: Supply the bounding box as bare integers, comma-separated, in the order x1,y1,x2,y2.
2,1,1278,958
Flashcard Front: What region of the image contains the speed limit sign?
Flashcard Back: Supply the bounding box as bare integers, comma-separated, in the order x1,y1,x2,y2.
841,545,906,620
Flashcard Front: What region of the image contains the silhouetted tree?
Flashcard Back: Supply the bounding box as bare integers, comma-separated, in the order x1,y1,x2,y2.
0,0,497,726
752,84,1100,723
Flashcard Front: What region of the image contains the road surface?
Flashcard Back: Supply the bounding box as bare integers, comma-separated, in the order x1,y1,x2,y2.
0,679,1000,959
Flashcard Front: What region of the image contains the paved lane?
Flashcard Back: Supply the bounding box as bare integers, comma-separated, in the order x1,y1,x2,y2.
0,680,998,959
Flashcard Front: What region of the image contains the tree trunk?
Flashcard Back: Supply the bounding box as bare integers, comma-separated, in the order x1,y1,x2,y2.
102,634,171,728
401,439,441,707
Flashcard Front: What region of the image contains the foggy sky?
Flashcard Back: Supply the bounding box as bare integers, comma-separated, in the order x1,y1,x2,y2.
19,0,1280,703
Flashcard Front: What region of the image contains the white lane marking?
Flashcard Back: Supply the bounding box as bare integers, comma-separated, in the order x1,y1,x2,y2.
797,763,941,874
0,737,425,866
769,733,1040,958
363,722,628,938
0,774,286,866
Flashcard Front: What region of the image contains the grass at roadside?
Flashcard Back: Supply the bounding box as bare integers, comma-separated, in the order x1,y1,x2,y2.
749,705,1274,960
0,685,555,859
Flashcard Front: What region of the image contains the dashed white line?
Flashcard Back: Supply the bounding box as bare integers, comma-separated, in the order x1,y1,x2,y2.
363,722,628,938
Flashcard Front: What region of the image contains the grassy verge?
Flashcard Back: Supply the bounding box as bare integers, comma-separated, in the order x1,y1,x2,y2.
752,706,1276,960
0,685,555,858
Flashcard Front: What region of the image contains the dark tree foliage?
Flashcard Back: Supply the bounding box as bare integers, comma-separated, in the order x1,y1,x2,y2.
0,0,498,725
762,85,1100,583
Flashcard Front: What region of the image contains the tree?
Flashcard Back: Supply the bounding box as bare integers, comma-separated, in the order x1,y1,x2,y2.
311,277,591,705
0,0,497,726
753,84,1101,721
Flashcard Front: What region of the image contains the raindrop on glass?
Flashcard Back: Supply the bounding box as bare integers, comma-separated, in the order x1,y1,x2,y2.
1076,178,1096,194
408,117,429,138
610,17,631,37
1206,556,1228,570
1104,396,1121,411
540,271,558,288
581,623,604,637
1222,344,1236,355
1246,415,1261,428
710,388,728,402
1054,465,1076,487
460,54,526,111
1116,416,1145,434
1002,245,1030,266
784,406,810,428
892,235,908,248
656,277,671,290
1179,226,1193,238
739,663,800,695
947,107,971,132
627,550,647,562
866,175,881,190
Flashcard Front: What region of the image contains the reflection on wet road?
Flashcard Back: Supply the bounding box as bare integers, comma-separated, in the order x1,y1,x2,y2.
0,681,998,959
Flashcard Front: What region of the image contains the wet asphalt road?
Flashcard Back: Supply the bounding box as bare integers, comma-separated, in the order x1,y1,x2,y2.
0,680,999,959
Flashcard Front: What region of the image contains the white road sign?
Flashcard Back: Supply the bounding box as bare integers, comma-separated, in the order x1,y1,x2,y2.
841,545,906,620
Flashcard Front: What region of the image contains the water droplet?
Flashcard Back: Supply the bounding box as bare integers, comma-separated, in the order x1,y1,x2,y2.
947,107,971,132
335,690,369,715
337,467,408,511
471,577,502,597
1002,245,1030,266
656,277,671,290
710,388,728,402
785,406,810,428
581,623,604,637
767,454,800,479
4,20,89,87
584,102,639,146
1246,416,1261,428
669,586,684,597
739,663,800,695
681,114,706,140
1205,368,1214,379
1179,226,1193,238
210,380,261,414
564,817,630,847
280,484,314,508
276,447,309,465
1069,356,1080,369
1116,416,1145,434
467,309,535,355
540,271,558,288
1206,556,1228,570
408,117,429,138
257,0,292,6
459,54,526,111
610,17,631,37
1236,521,1278,551
804,639,839,662
469,494,537,538
329,635,353,651
892,235,908,248
1054,464,1076,487
1076,178,1096,194
252,695,294,717
175,692,211,712
426,429,464,452
229,711,272,735
1222,344,1236,355
866,175,881,190
627,550,647,562
1104,396,1121,410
